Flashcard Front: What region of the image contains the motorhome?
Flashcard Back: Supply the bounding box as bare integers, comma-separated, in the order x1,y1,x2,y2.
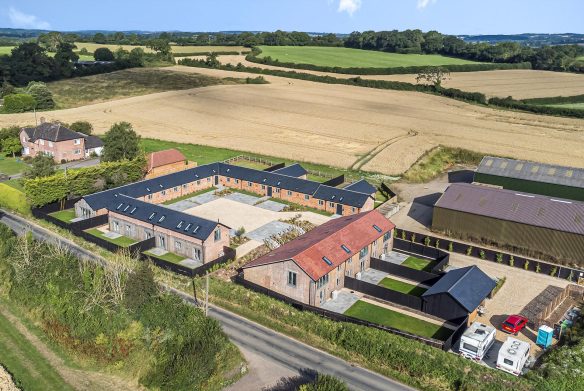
459,322,496,360
496,337,530,376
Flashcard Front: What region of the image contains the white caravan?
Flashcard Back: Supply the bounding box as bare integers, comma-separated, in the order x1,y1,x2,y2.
496,337,530,376
459,322,496,360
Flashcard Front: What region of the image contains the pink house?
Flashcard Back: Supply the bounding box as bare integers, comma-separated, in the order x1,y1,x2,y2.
20,122,103,163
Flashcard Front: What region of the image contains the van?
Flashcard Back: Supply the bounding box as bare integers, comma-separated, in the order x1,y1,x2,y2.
459,322,496,361
496,337,530,376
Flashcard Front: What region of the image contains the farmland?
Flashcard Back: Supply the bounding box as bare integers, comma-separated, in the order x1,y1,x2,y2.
257,46,479,68
47,68,246,108
547,103,584,110
0,46,14,55
2,65,584,176
74,42,248,55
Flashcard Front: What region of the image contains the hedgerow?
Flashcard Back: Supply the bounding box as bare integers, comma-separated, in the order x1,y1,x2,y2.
24,158,145,207
488,97,584,119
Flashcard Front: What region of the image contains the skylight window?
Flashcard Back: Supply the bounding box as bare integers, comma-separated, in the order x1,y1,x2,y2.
146,187,151,192
339,197,344,202
531,166,539,173
158,215,166,223
341,245,351,254
193,226,200,234
372,224,382,233
116,203,123,210
548,168,556,176
500,162,508,169
177,221,184,229
184,223,192,231
485,159,493,167
159,184,163,188
123,205,130,212
130,207,137,214
514,163,523,171
322,257,333,266
148,213,156,220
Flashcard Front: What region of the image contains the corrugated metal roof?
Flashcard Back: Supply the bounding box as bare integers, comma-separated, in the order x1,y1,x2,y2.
244,210,395,281
422,266,496,312
344,179,377,195
436,183,584,235
477,156,584,189
272,163,308,178
109,194,226,241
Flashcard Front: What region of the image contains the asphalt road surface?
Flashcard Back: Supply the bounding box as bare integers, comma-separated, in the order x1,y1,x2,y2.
0,210,414,391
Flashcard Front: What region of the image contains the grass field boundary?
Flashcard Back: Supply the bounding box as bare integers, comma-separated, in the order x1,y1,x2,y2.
225,154,339,180
247,46,532,75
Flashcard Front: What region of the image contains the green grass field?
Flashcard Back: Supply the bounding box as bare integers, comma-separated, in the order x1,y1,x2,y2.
84,228,136,247
48,68,244,109
0,46,14,55
344,301,452,340
0,306,74,391
378,277,427,296
0,157,28,176
144,250,187,264
401,256,435,272
546,102,584,110
258,46,479,68
48,209,76,223
162,187,216,205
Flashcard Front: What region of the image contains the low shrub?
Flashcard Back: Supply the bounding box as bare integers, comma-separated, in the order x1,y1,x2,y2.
496,253,503,263
3,93,36,113
509,255,515,267
466,246,473,256
524,259,530,270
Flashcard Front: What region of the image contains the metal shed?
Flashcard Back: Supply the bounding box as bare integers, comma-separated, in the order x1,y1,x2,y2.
432,183,584,264
474,156,584,201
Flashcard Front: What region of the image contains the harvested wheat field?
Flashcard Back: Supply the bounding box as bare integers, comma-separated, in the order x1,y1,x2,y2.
2,66,584,175
211,55,584,99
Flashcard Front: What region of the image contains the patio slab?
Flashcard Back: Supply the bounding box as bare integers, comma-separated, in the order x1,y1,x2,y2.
224,192,261,205
180,258,203,269
255,200,287,212
384,251,409,265
360,268,390,285
103,231,122,239
246,221,296,242
321,290,360,314
148,247,168,256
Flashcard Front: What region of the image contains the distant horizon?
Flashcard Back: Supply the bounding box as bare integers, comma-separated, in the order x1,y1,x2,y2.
1,1,582,36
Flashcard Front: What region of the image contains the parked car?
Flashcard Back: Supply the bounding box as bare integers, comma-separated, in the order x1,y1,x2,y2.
496,337,531,376
502,315,528,335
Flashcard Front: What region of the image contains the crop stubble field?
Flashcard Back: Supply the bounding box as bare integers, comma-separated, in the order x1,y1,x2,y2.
1,66,583,175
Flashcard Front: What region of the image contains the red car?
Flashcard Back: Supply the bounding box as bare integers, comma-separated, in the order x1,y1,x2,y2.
502,315,528,335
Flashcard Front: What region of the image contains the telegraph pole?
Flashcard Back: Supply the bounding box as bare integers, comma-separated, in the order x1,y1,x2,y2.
205,272,209,316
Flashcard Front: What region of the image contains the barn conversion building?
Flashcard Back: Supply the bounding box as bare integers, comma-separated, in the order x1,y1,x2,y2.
242,210,395,307
474,156,584,202
432,183,584,263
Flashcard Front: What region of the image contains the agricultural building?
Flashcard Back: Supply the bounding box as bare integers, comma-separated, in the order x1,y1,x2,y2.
433,183,584,263
146,148,192,179
474,156,584,201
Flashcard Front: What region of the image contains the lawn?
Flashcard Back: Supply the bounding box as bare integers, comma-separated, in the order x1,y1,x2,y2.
269,197,334,217
546,102,584,110
378,277,427,296
344,300,452,340
0,305,74,391
48,209,76,223
0,46,14,55
144,250,187,264
162,187,217,205
258,46,479,68
0,157,28,176
232,160,272,170
84,228,136,247
401,256,435,272
47,68,244,109
0,182,30,215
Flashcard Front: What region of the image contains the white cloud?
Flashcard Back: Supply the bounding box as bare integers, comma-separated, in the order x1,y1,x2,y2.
338,0,362,16
8,7,51,30
417,0,437,10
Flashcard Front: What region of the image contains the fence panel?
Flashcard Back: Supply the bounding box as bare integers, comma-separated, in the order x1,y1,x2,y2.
371,258,440,285
345,276,423,311
442,316,469,352
264,163,285,172
76,230,122,253
322,175,345,187
70,214,108,232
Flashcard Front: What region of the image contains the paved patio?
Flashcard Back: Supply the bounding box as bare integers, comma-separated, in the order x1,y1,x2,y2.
224,192,262,205
360,268,389,285
165,191,218,212
384,251,409,265
179,258,203,269
103,231,122,240
256,200,287,212
321,290,360,314
246,221,296,242
148,247,168,256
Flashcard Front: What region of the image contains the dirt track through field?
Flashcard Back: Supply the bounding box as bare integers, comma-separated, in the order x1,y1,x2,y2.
203,54,584,99
2,66,584,175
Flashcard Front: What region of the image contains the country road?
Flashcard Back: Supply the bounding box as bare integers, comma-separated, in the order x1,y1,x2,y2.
0,210,414,391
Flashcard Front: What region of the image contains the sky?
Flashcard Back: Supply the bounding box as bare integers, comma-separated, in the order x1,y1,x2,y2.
1,0,583,35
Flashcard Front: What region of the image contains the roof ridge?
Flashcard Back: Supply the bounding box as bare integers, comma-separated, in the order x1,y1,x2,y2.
447,266,475,293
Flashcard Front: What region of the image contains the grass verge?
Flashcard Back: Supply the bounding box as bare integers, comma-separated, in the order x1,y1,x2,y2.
269,197,334,216
144,250,187,264
0,183,30,215
162,187,217,205
402,146,485,183
0,157,27,176
84,228,136,247
0,304,74,391
344,300,451,340
378,277,427,296
401,256,435,272
48,209,76,223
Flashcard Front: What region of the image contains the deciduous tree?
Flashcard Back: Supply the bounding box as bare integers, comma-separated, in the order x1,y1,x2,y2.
416,67,450,89
25,153,56,179
1,137,21,157
102,122,141,162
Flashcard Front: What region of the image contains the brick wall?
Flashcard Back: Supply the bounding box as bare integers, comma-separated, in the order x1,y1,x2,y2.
139,177,214,205
244,259,312,304
20,131,86,162
145,161,196,179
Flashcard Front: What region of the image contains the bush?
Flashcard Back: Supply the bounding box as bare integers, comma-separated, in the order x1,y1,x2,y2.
26,81,55,109
496,253,503,263
509,256,515,267
94,47,115,61
536,263,541,273
466,246,473,256
550,266,558,277
300,374,350,391
3,93,36,113
479,250,486,259
524,260,530,270
448,242,453,252
68,121,93,135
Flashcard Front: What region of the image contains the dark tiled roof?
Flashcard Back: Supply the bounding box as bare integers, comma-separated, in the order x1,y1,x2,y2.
84,136,104,149
344,179,376,195
422,266,496,312
22,123,83,143
436,183,584,235
313,186,371,208
109,194,226,241
244,210,395,281
272,163,308,178
477,156,584,189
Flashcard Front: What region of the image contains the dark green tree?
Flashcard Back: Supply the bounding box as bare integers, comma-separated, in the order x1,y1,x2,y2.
93,33,107,44
37,32,64,52
102,122,141,162
25,153,57,179
53,42,79,78
205,53,220,67
26,82,55,110
94,47,115,61
69,121,93,135
1,137,21,157
8,43,55,85
123,262,158,312
146,38,171,56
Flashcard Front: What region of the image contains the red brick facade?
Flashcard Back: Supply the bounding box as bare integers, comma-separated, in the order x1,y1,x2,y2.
20,130,86,162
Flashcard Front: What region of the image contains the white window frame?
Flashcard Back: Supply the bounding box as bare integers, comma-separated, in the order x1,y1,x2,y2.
74,139,81,145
